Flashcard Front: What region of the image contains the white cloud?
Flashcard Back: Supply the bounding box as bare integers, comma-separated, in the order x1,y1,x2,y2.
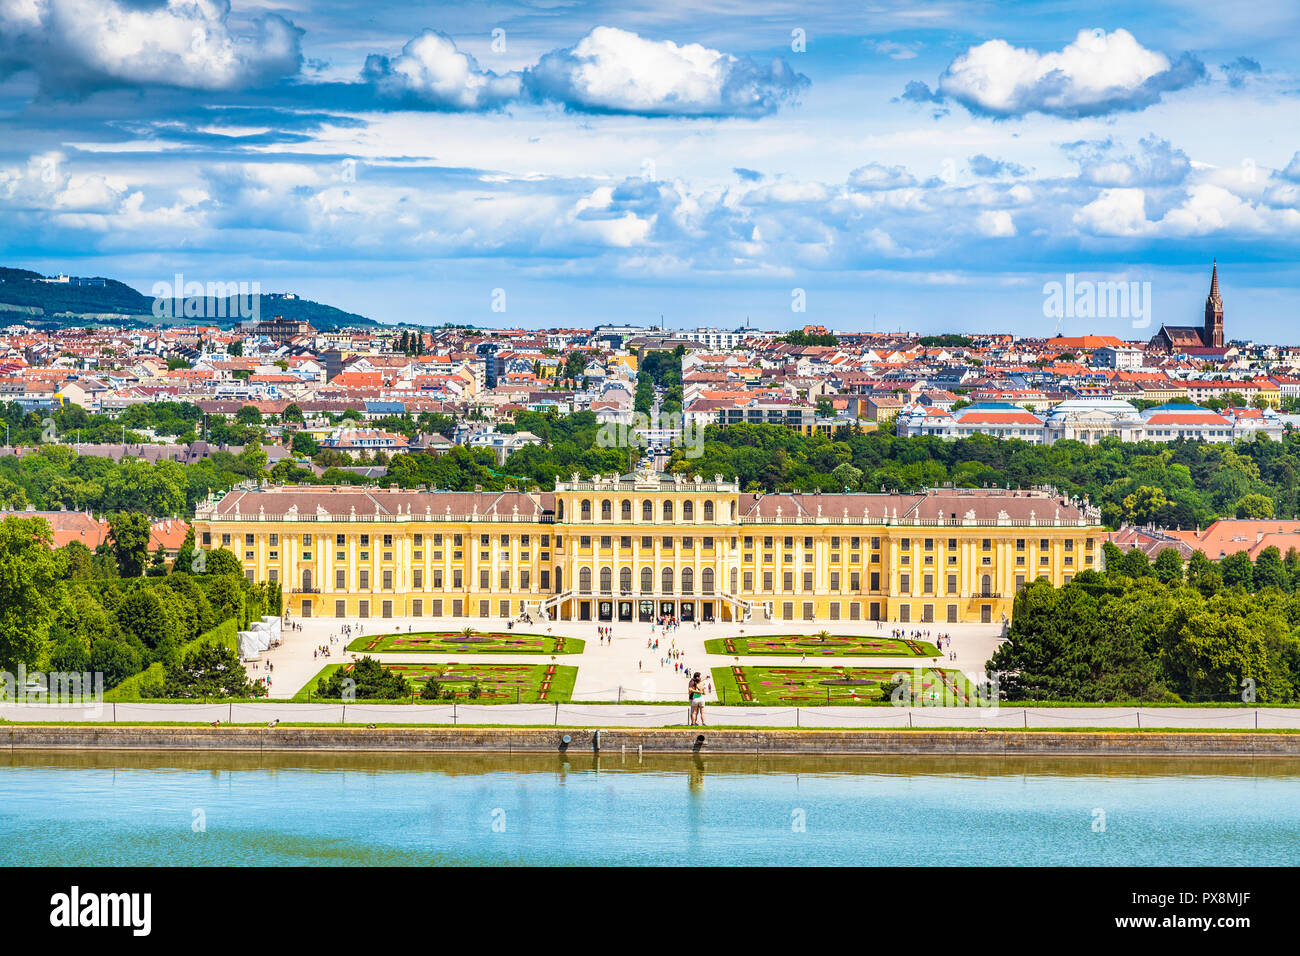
976,209,1016,237
523,26,807,117
848,162,916,190
0,0,302,94
362,30,520,109
1073,188,1149,236
931,28,1203,118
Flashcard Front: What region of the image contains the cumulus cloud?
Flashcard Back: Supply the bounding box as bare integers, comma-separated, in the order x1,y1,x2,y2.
975,209,1016,236
362,30,520,109
969,154,1028,178
1073,188,1149,236
848,162,916,190
0,0,302,95
1064,135,1190,187
910,28,1204,118
523,26,807,117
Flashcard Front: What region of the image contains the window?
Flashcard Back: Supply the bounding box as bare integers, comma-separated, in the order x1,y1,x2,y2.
641,567,653,593
480,569,489,589
579,568,592,593
383,534,393,548
412,599,423,617
620,567,632,592
621,499,632,520
683,501,694,521
681,568,694,594
802,571,813,591
383,570,393,590
359,570,369,589
662,567,674,593
783,571,794,591
581,499,591,520
600,568,612,593
336,569,346,590
702,568,714,593
601,500,612,520
500,570,510,589
662,500,673,521
703,501,714,520
643,500,653,521
413,569,423,588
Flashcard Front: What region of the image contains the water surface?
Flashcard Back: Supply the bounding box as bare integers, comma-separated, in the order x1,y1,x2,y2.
2,752,1295,866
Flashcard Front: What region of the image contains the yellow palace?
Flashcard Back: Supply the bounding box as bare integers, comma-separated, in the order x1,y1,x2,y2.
193,469,1104,625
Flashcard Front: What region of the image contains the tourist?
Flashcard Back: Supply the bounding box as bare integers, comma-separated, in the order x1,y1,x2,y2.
688,672,706,726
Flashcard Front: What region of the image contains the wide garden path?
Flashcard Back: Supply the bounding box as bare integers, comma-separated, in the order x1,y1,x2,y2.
251,614,1008,703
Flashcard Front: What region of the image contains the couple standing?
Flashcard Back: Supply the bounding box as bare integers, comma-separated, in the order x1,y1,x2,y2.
687,671,707,725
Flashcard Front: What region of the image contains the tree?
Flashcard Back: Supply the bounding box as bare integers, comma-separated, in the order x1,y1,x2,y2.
1220,552,1254,590
1253,546,1289,592
109,512,152,578
147,640,266,699
316,656,411,699
1162,612,1269,702
1152,548,1184,585
235,405,262,425
202,548,243,576
283,403,304,423
115,587,173,652
146,544,168,577
0,516,62,671
1235,493,1275,519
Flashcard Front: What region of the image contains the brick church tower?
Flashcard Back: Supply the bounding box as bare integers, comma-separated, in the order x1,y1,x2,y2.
1204,261,1224,348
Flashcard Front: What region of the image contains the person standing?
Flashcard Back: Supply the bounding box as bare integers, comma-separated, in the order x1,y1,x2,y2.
688,671,705,726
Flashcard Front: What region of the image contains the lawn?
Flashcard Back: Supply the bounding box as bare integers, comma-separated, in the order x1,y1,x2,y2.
296,661,577,703
705,633,940,658
710,665,977,706
346,630,583,655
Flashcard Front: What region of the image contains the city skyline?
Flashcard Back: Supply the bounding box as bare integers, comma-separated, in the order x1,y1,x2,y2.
2,1,1299,337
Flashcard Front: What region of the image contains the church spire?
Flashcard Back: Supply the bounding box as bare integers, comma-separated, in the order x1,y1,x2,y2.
1204,260,1224,348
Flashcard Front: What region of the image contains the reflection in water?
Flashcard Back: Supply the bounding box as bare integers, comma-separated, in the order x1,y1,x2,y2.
1,750,1298,867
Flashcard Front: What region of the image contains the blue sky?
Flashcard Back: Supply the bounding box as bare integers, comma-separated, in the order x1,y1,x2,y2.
1,0,1299,339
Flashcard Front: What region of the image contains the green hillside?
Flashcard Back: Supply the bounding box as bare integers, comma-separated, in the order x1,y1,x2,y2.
0,267,378,329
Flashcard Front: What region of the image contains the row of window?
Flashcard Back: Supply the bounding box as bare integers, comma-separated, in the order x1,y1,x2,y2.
561,498,734,522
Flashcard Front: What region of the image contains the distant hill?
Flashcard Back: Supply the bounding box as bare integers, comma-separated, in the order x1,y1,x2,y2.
0,267,379,330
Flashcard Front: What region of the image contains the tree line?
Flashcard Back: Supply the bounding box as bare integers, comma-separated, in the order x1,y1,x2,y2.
990,543,1300,703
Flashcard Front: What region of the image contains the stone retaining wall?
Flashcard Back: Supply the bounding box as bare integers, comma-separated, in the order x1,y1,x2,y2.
5,725,1299,756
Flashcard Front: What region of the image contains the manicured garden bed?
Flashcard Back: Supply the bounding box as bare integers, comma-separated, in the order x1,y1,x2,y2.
710,665,976,706
296,661,577,703
704,633,939,658
346,630,583,655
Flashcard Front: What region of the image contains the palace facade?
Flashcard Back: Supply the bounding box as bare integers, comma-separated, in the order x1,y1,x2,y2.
193,471,1104,625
